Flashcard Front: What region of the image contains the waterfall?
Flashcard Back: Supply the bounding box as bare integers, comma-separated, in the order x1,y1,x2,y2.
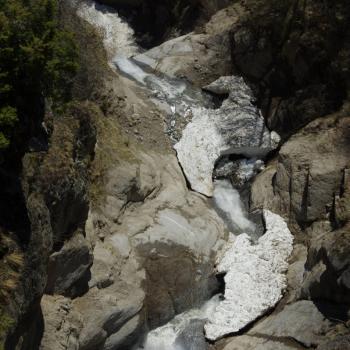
140,296,221,350
212,179,256,234
76,0,139,60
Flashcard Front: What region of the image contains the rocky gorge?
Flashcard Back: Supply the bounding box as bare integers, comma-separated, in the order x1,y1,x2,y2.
1,0,350,350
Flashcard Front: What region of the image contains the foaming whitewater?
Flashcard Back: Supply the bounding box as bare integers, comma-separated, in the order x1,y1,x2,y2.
140,296,220,350
213,179,255,234
113,56,211,121
76,0,139,60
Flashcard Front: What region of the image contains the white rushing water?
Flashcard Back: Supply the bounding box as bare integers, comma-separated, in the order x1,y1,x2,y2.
140,296,220,350
113,55,211,121
213,179,255,234
76,0,139,60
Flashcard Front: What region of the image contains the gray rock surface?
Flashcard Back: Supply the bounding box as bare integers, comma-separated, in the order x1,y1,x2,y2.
251,112,350,310
133,32,232,86
230,0,350,139
40,146,227,349
88,151,227,329
222,336,297,350
251,112,350,227
285,243,308,303
46,232,93,296
222,300,335,350
251,301,333,347
40,295,82,350
317,335,350,350
8,1,350,349
301,222,350,305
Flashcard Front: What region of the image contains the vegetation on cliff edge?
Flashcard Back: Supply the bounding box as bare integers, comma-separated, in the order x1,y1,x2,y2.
0,0,78,152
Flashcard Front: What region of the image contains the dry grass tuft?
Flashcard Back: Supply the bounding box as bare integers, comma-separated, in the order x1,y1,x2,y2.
5,252,24,270
0,231,24,305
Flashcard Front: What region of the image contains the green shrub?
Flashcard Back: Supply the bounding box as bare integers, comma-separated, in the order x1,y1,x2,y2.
0,308,14,350
0,0,79,150
0,106,17,150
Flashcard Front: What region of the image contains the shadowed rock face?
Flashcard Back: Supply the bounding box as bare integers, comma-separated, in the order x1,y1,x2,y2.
4,102,97,349
231,0,350,139
97,0,233,48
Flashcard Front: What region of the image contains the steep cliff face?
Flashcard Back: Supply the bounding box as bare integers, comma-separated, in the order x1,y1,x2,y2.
1,0,350,349
232,0,350,139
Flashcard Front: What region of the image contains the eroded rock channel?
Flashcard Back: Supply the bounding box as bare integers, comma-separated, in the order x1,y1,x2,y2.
3,0,350,349
43,0,293,348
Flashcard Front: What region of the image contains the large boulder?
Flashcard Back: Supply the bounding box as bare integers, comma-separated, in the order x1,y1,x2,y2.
251,111,350,228
222,336,295,350
222,300,335,350
251,301,333,348
89,149,227,330
133,32,232,86
301,222,350,306
251,111,350,316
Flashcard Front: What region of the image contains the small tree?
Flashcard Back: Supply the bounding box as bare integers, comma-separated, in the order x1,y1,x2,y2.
0,0,79,150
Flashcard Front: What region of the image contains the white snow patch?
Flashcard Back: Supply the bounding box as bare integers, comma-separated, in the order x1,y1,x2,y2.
174,106,222,196
204,210,294,340
174,76,281,197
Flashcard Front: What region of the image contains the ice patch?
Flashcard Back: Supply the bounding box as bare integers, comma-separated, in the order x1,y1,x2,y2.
204,210,294,340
